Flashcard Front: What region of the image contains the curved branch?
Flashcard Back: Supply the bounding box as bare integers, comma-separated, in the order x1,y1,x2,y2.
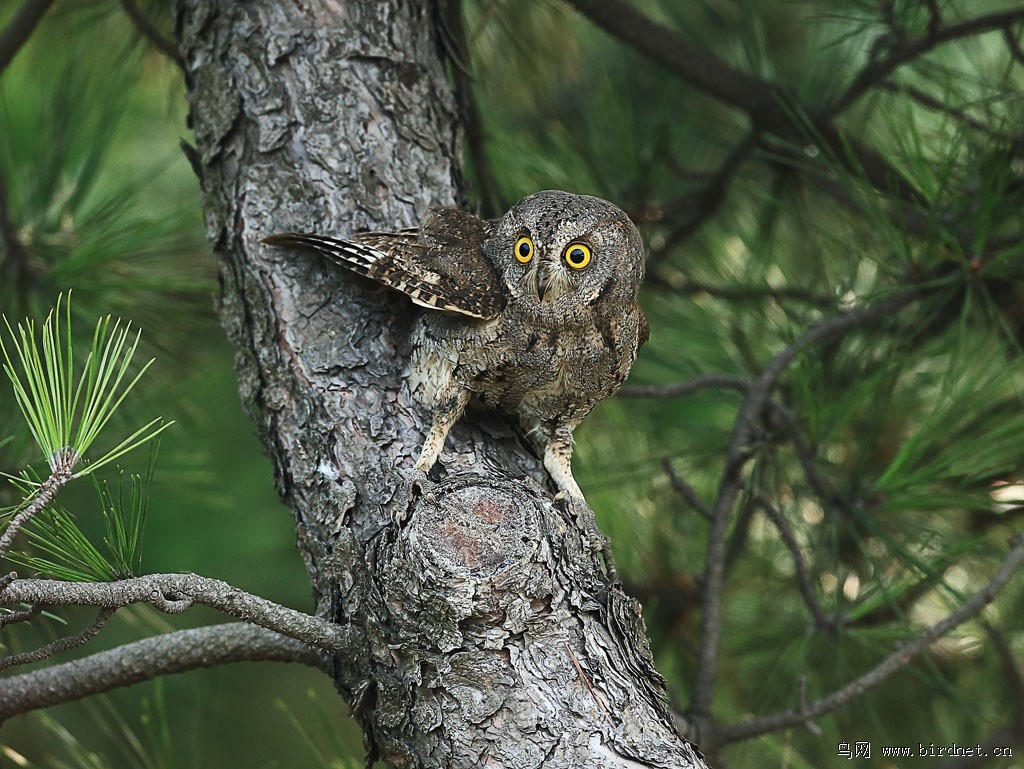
564,0,923,204
0,607,113,672
691,288,924,718
708,531,1024,748
831,7,1024,116
754,495,835,635
662,458,711,521
0,623,329,723
0,573,351,652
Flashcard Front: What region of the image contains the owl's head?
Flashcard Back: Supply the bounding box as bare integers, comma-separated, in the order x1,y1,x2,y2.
490,190,645,318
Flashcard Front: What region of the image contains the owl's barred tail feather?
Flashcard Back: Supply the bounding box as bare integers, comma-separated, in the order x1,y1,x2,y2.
261,232,494,319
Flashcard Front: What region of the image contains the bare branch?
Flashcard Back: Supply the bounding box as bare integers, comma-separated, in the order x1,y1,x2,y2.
0,602,40,626
0,623,329,723
831,7,1024,115
662,458,712,521
649,134,758,257
876,80,999,138
566,0,774,118
0,453,77,561
708,531,1024,748
0,0,55,75
0,573,351,652
565,0,924,204
619,373,749,399
691,288,923,718
754,495,835,635
120,0,184,69
0,607,113,672
1005,25,1024,67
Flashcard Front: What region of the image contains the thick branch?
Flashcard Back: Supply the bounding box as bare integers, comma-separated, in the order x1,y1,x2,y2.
708,531,1024,748
0,573,350,652
174,3,708,764
0,623,328,723
566,0,775,116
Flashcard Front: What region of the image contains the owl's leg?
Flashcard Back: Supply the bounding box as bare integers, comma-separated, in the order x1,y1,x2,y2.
544,426,614,569
542,426,583,499
414,386,471,478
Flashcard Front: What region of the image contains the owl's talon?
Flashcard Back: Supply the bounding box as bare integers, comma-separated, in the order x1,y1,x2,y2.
408,467,432,495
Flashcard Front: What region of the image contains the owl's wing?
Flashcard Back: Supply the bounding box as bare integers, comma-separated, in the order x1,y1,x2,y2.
262,208,506,320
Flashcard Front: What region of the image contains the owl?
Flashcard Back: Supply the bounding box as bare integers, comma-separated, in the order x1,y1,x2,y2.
263,190,648,500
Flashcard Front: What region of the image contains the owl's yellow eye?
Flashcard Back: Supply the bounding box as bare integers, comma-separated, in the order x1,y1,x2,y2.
514,236,534,264
564,243,592,269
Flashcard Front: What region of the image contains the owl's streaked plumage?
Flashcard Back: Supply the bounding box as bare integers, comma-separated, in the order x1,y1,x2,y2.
263,190,648,499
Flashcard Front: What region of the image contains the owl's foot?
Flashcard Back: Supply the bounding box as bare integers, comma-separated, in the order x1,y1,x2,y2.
543,437,584,500
553,491,618,580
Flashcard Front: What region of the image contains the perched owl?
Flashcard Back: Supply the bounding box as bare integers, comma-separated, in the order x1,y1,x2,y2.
263,190,648,500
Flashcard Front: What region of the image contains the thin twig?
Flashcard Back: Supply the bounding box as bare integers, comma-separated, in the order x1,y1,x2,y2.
690,288,922,718
0,452,77,561
708,531,1024,748
0,602,41,626
650,134,758,259
0,623,329,723
1005,25,1024,66
0,607,114,672
662,458,711,521
876,80,997,137
0,0,55,75
120,0,184,68
565,0,923,204
754,494,835,635
620,374,750,400
831,7,1024,115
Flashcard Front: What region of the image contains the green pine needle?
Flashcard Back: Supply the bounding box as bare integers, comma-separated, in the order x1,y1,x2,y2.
0,293,173,478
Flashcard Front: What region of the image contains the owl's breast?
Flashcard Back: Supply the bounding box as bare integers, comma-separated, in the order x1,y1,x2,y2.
406,302,643,430
475,304,643,424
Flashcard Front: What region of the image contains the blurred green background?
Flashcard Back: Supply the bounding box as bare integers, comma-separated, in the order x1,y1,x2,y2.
2,1,1024,767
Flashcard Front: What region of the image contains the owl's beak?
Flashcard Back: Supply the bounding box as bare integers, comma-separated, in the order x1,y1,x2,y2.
536,263,553,302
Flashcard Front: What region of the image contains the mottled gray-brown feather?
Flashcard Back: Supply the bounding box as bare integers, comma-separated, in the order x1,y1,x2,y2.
262,208,506,320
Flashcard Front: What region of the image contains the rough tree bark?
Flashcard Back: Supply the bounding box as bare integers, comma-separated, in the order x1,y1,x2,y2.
174,2,706,766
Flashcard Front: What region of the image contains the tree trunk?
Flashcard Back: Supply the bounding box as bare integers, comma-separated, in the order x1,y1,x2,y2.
174,2,706,766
